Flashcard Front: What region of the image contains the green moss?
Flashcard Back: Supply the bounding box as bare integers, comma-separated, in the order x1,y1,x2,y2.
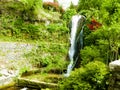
21,73,63,83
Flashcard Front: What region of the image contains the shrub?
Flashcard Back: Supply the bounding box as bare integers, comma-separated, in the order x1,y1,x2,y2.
43,2,64,13
59,61,109,90
77,0,120,25
0,15,41,39
20,0,43,20
46,22,68,33
62,9,77,22
80,46,102,66
77,0,104,11
25,43,68,73
20,0,43,10
21,23,40,39
83,24,120,63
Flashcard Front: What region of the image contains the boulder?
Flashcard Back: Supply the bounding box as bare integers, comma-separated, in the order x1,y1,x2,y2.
109,60,120,71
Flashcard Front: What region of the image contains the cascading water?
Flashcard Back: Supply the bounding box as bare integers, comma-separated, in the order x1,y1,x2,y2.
64,15,86,77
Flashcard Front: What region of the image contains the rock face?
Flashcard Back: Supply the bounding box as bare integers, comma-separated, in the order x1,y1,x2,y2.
109,60,120,90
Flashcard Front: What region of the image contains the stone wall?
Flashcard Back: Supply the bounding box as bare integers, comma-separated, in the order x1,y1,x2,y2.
109,60,120,90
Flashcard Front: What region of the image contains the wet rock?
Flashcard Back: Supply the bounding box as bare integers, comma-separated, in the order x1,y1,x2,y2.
109,60,120,90
109,60,120,71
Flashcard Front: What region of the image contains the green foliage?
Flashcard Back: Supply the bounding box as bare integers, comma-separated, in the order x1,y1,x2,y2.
59,61,109,90
78,0,104,11
19,66,30,76
0,1,68,41
20,23,40,39
26,43,68,72
0,1,24,16
83,24,120,64
100,0,120,25
20,0,43,10
0,0,43,21
62,9,77,22
77,0,120,25
0,15,41,39
78,0,120,64
80,46,102,65
46,22,69,33
0,15,69,42
19,0,43,20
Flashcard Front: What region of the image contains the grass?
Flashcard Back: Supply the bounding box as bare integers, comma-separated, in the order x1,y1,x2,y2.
0,35,38,44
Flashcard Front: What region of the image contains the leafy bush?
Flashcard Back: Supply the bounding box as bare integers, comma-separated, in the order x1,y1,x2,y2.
20,0,43,10
0,15,41,39
80,46,102,66
18,22,41,39
77,0,120,25
46,22,68,33
101,0,120,25
26,43,68,73
62,9,77,22
59,61,109,90
43,2,64,13
82,24,120,64
19,0,43,20
0,0,43,21
77,0,104,13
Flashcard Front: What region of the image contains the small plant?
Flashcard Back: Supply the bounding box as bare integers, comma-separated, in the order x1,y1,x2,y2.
62,9,77,22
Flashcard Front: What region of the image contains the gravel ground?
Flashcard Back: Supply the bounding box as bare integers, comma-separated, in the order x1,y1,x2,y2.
0,42,33,69
0,42,34,86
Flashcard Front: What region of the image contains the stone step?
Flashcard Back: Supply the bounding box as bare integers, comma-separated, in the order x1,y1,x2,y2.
17,77,58,89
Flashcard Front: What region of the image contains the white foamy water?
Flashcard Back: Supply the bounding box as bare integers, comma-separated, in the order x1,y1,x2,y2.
69,15,82,61
64,15,85,77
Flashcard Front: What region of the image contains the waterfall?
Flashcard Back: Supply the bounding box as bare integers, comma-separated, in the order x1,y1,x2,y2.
64,15,86,77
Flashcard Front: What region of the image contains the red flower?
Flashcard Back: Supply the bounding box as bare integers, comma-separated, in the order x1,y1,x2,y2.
87,24,94,30
87,19,102,31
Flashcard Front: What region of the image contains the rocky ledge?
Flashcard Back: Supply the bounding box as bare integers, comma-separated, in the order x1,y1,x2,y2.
109,60,120,90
